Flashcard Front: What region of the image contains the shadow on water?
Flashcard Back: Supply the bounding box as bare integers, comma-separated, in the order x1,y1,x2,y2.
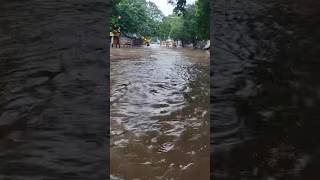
212,0,320,179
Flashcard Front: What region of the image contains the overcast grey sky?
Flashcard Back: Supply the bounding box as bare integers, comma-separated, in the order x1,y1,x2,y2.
148,0,196,16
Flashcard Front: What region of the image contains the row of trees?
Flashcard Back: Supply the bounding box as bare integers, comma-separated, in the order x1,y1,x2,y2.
158,0,209,46
111,0,210,45
110,0,164,37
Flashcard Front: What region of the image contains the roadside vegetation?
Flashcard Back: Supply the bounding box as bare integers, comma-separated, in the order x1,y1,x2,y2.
110,0,210,47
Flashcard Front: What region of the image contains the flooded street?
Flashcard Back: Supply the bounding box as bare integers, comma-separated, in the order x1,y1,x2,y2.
110,45,210,179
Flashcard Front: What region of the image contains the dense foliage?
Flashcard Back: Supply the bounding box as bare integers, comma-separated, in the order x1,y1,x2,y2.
110,0,164,37
111,0,210,44
169,0,187,14
159,0,210,44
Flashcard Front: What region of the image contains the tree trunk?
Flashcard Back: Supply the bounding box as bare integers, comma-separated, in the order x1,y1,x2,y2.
192,37,197,48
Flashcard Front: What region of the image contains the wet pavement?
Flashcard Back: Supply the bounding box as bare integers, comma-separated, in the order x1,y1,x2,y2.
110,45,210,180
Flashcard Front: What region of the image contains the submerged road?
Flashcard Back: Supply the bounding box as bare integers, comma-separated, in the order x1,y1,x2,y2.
110,45,210,180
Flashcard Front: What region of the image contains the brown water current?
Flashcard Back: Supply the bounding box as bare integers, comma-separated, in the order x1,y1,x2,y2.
110,45,210,180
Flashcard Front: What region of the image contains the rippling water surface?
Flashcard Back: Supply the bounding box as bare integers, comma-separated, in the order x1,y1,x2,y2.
110,45,210,179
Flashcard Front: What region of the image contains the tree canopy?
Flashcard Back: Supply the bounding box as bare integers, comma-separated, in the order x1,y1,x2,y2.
110,0,164,37
169,0,187,14
110,0,210,44
158,0,210,43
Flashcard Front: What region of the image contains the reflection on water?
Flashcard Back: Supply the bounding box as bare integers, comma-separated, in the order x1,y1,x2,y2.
110,45,210,179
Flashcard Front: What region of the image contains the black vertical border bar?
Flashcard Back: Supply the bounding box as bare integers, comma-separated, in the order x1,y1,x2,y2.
209,0,320,179
209,0,214,179
0,0,111,179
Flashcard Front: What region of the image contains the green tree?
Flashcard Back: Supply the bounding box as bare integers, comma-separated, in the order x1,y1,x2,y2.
169,0,187,14
195,0,210,40
111,0,209,45
182,4,198,45
111,0,164,37
161,0,210,45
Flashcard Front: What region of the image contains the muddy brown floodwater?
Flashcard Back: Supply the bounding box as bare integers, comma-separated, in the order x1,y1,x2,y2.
110,45,210,180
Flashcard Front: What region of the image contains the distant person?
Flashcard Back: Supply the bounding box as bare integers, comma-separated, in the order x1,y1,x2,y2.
111,24,121,48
